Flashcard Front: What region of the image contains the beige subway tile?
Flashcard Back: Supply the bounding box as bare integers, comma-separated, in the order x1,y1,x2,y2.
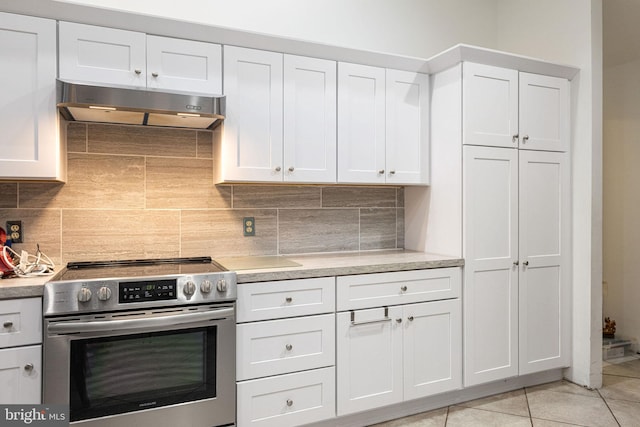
233,186,321,209
279,209,359,254
360,208,397,250
61,209,180,263
87,124,198,157
181,209,277,258
19,153,145,209
197,131,213,159
397,208,405,249
0,209,62,266
66,122,88,152
146,157,231,209
0,184,18,208
322,187,397,208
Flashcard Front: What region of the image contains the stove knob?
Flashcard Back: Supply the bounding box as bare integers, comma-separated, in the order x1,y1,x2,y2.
200,280,213,294
77,287,92,303
97,286,112,301
184,281,196,296
216,278,227,293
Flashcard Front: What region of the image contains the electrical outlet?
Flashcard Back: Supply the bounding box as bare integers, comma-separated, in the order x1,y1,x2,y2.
6,220,23,243
243,217,255,237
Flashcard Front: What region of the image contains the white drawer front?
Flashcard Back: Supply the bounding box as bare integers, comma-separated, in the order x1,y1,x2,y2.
0,298,42,348
237,277,335,322
337,268,461,310
237,367,335,427
237,314,334,381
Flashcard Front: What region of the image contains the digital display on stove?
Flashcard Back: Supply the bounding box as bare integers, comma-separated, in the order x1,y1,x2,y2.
119,279,177,303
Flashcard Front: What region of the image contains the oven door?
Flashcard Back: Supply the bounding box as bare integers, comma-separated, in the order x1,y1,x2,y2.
44,304,235,427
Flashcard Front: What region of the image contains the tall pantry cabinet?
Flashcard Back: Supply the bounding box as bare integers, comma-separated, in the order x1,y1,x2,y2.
428,57,573,387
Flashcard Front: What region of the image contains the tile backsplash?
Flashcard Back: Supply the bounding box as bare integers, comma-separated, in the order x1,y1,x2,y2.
0,122,404,266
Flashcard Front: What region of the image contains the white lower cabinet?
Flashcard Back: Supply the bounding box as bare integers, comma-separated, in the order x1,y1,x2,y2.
237,367,335,427
0,345,41,404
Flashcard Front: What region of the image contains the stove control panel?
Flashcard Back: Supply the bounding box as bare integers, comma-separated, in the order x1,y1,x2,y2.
119,279,177,303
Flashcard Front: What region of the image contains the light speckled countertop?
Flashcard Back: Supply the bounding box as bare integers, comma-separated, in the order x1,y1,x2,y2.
0,251,463,299
215,250,464,284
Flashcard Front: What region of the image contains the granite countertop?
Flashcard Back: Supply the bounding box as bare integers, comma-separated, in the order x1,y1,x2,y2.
214,250,464,284
0,251,464,299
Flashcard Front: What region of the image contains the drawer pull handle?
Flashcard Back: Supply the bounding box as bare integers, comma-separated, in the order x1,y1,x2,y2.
134,69,142,75
285,344,293,351
3,321,13,328
351,307,391,326
24,363,34,372
400,286,408,292
285,297,292,303
152,72,159,78
286,399,293,407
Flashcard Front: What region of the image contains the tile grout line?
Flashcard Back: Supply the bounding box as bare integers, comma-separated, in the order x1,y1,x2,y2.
597,388,622,427
523,386,533,424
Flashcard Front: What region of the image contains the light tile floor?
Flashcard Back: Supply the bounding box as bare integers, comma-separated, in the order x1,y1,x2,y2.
371,356,640,426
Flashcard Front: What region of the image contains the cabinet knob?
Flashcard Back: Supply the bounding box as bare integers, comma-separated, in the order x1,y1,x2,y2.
513,261,519,266
512,134,519,143
285,297,292,303
396,318,403,323
378,169,385,175
3,321,13,329
275,166,282,172
408,316,414,322
24,363,34,372
286,399,293,407
522,135,530,143
523,261,529,266
400,285,408,292
134,69,142,75
285,344,293,351
288,166,295,172
152,72,159,78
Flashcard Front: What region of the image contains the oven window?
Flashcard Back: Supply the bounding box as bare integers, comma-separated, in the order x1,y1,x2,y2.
69,327,217,421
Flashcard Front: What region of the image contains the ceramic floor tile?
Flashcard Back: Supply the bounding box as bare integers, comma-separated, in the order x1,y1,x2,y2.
526,380,599,398
606,398,640,426
531,419,584,426
603,359,640,379
445,406,532,426
455,389,530,417
600,374,640,402
526,387,617,427
369,408,447,427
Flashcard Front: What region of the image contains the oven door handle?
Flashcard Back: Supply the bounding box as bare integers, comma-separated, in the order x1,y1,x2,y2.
47,307,234,334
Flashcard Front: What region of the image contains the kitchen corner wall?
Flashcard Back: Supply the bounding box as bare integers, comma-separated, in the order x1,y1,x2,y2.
0,122,404,265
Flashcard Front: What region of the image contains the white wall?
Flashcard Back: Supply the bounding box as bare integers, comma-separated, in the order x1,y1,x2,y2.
495,0,603,388
54,0,498,59
603,58,640,351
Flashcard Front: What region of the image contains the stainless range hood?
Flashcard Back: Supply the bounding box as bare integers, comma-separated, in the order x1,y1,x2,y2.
57,80,225,129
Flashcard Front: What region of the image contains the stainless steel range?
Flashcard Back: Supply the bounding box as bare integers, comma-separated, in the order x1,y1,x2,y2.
42,257,236,427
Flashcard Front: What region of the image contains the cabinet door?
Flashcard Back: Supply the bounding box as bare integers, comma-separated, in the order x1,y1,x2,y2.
463,145,519,386
519,150,570,374
463,63,518,149
386,69,429,185
283,55,336,183
59,21,146,88
0,13,60,180
146,35,222,94
519,73,569,152
0,345,41,404
222,46,283,182
337,62,386,184
404,299,461,400
336,306,402,415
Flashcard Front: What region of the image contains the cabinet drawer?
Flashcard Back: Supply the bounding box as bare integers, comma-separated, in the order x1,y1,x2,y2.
237,367,335,427
237,277,335,322
237,314,334,381
0,298,42,348
337,268,461,310
0,345,41,404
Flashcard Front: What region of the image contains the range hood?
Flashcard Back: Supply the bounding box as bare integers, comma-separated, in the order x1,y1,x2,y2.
56,80,225,129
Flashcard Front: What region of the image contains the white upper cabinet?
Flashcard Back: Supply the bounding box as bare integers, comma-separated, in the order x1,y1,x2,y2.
463,62,569,152
0,13,62,181
338,63,429,185
386,69,430,184
59,22,221,94
220,46,337,183
222,46,283,182
283,54,337,183
338,62,386,184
